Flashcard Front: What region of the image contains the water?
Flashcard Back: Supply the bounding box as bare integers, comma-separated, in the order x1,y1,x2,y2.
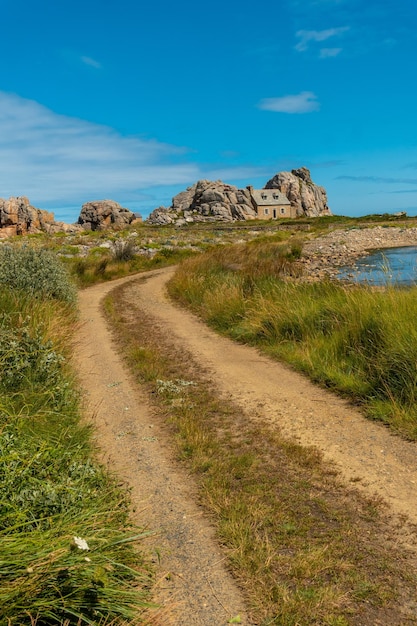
338,246,417,286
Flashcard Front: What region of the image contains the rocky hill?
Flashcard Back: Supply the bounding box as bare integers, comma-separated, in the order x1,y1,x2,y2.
147,167,331,225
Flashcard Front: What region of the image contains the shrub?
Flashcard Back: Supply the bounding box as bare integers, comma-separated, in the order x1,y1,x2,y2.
0,244,76,302
112,239,137,262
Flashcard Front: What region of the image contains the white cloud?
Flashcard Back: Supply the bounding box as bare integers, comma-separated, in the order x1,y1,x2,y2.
81,56,102,69
0,92,265,210
319,47,342,58
258,92,320,114
295,26,350,52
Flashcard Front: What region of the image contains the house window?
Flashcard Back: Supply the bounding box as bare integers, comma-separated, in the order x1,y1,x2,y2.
261,194,267,200
280,208,286,214
273,193,279,199
264,208,269,215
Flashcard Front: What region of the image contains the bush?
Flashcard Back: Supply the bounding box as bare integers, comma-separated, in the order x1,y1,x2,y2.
0,244,76,302
112,239,137,262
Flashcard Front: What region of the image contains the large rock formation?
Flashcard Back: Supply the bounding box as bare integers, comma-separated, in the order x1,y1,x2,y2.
78,200,138,231
265,167,331,217
0,196,56,237
147,168,331,225
147,180,257,225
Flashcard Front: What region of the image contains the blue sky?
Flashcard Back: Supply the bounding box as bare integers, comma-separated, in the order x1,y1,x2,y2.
0,0,416,222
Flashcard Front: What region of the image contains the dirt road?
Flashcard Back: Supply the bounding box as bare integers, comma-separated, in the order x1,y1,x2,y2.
75,272,251,626
74,267,417,624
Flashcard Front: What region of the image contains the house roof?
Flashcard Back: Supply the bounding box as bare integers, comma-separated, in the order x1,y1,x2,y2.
250,188,291,206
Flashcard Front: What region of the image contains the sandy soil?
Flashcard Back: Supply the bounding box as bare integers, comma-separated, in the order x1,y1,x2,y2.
74,266,417,624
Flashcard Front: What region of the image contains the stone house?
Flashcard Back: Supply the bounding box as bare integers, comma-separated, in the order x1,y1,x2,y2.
247,186,296,220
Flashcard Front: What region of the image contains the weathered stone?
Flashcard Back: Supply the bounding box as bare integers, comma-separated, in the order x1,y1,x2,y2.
47,221,83,234
147,180,257,225
78,200,137,231
265,167,331,217
0,196,56,235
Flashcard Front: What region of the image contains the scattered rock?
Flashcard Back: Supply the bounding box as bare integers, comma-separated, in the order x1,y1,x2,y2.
78,200,140,231
299,226,417,281
265,167,331,217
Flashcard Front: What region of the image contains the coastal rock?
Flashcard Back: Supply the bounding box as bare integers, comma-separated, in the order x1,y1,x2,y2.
147,180,257,225
0,196,55,236
265,167,331,217
78,200,138,231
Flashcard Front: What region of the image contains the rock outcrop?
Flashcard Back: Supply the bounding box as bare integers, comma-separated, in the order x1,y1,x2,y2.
265,167,331,217
0,196,56,237
147,180,257,225
147,168,331,225
78,200,139,231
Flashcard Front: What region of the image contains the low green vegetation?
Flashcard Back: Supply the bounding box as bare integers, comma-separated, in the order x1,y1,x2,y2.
0,244,76,302
104,281,417,625
67,243,197,287
0,245,154,625
169,241,417,440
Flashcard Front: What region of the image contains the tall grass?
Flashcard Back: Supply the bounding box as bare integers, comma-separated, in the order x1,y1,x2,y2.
169,242,417,439
0,248,155,624
67,246,197,287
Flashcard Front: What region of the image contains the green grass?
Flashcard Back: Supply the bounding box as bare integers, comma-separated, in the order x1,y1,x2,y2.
103,280,417,626
0,249,156,625
168,243,417,440
66,245,198,287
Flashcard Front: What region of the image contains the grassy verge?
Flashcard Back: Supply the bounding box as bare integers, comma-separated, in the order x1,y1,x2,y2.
66,245,197,288
0,246,156,625
168,242,417,440
104,279,417,626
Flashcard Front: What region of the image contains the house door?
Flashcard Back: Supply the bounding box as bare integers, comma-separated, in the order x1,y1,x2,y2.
273,209,277,218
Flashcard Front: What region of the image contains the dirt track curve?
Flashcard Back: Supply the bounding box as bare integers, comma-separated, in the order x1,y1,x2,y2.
74,267,417,624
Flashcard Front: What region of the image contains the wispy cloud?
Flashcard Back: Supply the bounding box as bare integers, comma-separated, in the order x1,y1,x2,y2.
81,56,102,69
295,26,350,52
319,47,342,58
337,175,417,185
258,92,320,114
0,92,264,209
386,190,417,194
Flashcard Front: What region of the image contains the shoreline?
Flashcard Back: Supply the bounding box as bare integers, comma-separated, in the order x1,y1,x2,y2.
299,225,417,281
